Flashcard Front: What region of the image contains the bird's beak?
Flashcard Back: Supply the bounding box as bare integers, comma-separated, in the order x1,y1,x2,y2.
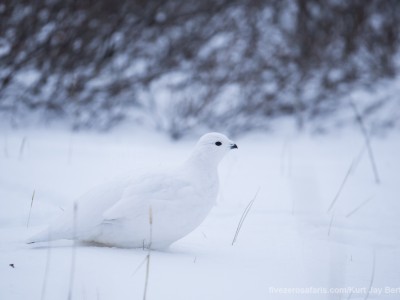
230,144,238,149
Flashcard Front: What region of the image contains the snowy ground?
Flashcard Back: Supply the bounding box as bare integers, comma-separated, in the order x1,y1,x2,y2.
1,126,399,300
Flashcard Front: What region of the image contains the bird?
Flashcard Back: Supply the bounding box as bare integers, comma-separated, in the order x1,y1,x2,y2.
28,132,238,249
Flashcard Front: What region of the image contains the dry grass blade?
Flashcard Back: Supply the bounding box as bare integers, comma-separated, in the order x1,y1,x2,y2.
327,162,355,213
143,254,151,300
232,187,260,246
68,203,78,300
27,189,36,228
131,256,148,277
327,147,365,213
346,196,374,218
143,206,153,300
349,99,380,184
40,232,52,300
364,249,376,300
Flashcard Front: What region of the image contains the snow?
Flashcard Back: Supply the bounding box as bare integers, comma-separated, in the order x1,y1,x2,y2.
1,126,400,299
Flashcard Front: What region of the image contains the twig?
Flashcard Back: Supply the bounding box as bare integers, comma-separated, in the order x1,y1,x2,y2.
143,255,151,300
232,188,260,245
346,196,374,218
327,162,353,213
68,203,78,300
364,249,376,300
327,147,365,213
143,206,153,300
148,206,153,249
131,256,148,277
349,99,380,184
27,189,36,228
40,232,52,300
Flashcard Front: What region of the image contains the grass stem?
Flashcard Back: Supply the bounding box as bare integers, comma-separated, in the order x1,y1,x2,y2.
68,203,78,300
40,233,52,300
232,188,260,245
327,146,365,213
143,206,153,300
349,99,380,184
364,249,376,300
27,189,35,228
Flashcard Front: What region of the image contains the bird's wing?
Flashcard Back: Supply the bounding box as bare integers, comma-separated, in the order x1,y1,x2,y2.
28,179,128,243
102,172,196,222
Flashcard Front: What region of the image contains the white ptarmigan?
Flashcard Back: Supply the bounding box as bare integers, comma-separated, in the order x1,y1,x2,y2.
28,132,238,249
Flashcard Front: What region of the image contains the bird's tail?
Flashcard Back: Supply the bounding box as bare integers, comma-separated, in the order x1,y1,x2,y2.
26,228,60,244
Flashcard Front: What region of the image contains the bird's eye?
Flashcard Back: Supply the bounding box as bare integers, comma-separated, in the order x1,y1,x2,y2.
215,141,222,146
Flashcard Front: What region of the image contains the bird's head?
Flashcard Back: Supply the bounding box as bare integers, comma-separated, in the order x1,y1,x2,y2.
190,132,238,165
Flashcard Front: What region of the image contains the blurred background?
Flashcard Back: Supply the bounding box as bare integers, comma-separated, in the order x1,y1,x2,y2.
0,0,399,138
1,2,400,299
